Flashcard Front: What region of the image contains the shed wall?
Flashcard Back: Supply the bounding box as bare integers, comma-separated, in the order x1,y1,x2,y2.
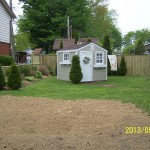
57,51,76,81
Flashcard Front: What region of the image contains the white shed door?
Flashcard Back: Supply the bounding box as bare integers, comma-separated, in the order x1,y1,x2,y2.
80,51,93,82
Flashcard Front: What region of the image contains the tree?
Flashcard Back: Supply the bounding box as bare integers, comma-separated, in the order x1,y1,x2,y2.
123,28,150,54
119,56,127,76
14,32,36,51
18,0,91,49
0,64,6,90
135,39,145,55
59,40,63,49
103,35,112,55
7,65,22,90
69,55,83,84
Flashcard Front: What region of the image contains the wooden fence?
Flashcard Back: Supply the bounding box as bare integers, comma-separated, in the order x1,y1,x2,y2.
117,55,150,76
32,55,57,73
32,55,150,76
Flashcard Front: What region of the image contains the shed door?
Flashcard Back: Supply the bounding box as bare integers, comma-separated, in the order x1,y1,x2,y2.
80,51,93,82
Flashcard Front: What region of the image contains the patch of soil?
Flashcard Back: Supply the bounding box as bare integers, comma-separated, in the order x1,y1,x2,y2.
0,96,150,150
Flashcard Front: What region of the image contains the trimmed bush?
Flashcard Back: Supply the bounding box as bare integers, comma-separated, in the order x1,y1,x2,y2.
59,40,63,49
107,58,111,76
69,55,83,84
0,55,14,66
0,64,6,90
119,56,127,76
7,64,22,90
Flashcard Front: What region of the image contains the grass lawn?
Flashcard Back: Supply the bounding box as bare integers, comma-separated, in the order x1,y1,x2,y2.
0,76,150,114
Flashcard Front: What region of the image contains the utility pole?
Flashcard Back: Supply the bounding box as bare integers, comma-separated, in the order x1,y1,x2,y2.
67,16,70,39
10,0,15,59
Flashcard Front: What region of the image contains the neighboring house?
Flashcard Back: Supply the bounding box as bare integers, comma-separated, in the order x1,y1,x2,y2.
0,0,16,55
53,38,99,51
25,49,33,64
144,44,150,55
78,38,99,45
53,39,75,51
57,42,107,82
33,48,45,55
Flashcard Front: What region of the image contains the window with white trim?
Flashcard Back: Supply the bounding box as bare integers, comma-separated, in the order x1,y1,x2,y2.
95,52,104,64
63,53,70,62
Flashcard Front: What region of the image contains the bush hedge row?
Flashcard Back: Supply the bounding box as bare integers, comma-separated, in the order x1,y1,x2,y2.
0,55,14,66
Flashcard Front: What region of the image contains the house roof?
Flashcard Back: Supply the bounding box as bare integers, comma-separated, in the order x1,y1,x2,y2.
57,42,89,51
144,44,150,52
33,48,43,55
1,0,16,18
53,39,75,50
79,38,99,44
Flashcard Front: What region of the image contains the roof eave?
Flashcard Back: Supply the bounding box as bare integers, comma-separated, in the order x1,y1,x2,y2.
1,0,16,18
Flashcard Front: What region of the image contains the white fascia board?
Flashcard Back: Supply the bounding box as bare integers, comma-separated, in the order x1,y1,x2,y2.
57,50,77,54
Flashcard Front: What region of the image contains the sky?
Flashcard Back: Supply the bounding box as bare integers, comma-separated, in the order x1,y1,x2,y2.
6,0,150,35
108,0,150,35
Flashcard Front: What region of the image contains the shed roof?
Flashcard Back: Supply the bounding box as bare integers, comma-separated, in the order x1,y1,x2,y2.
1,0,16,18
53,39,75,50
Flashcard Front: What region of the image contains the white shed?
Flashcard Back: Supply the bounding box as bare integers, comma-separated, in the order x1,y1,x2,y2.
57,42,108,82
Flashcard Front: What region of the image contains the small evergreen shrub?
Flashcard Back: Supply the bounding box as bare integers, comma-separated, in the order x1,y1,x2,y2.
69,55,83,84
7,64,22,90
0,55,14,66
107,58,111,76
38,65,49,76
35,71,42,79
0,64,6,90
59,40,63,49
119,56,127,76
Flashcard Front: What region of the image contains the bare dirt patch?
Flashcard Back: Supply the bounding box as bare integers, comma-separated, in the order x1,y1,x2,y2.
0,96,150,150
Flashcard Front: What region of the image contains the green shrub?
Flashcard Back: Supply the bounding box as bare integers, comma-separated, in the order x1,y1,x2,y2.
69,55,83,84
7,64,22,90
0,55,14,66
38,65,49,76
35,71,42,79
25,76,35,81
0,64,6,90
20,65,31,76
119,56,127,76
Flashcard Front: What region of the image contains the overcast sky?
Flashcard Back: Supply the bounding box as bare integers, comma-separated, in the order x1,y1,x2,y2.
109,0,150,35
7,0,150,35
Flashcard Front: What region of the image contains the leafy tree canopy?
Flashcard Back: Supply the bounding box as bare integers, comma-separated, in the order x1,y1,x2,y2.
18,0,122,50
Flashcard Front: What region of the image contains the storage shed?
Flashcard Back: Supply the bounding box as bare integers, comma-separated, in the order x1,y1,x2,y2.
57,42,107,82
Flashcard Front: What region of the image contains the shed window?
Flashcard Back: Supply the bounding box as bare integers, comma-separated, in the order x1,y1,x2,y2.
63,53,70,62
95,52,104,64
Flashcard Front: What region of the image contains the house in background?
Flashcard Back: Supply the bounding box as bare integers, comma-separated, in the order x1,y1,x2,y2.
57,42,107,82
53,39,75,51
53,38,99,51
144,44,150,55
0,0,16,55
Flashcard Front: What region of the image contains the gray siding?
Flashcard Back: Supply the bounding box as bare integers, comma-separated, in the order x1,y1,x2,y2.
0,2,11,43
57,51,76,81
